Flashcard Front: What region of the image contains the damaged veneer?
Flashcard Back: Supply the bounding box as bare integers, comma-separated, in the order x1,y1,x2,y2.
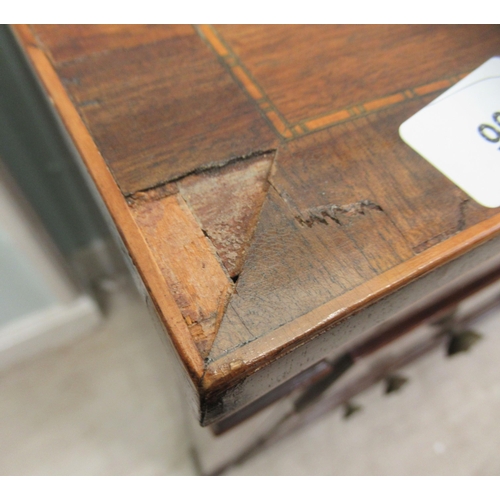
295,200,383,227
16,24,500,434
128,153,275,358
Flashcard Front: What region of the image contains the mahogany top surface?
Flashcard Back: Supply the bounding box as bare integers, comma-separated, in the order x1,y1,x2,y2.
17,24,500,423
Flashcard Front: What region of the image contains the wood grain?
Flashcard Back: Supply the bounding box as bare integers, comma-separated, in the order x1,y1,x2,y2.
15,24,500,426
129,193,232,358
31,24,194,64
214,25,500,126
30,25,278,195
177,154,274,278
201,233,500,424
11,26,206,386
208,95,499,361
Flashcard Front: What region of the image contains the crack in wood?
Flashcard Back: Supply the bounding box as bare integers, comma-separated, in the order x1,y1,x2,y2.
125,149,277,199
457,198,470,232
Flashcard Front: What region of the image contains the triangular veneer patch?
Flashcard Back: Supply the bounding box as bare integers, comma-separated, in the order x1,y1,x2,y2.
177,153,274,281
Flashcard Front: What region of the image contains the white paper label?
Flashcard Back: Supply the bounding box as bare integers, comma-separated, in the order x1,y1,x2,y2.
399,57,500,208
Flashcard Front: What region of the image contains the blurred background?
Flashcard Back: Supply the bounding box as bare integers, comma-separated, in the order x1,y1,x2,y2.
1,24,500,475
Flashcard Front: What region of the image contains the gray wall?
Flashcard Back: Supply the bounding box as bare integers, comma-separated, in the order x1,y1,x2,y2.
0,228,57,328
0,25,120,329
0,25,109,257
